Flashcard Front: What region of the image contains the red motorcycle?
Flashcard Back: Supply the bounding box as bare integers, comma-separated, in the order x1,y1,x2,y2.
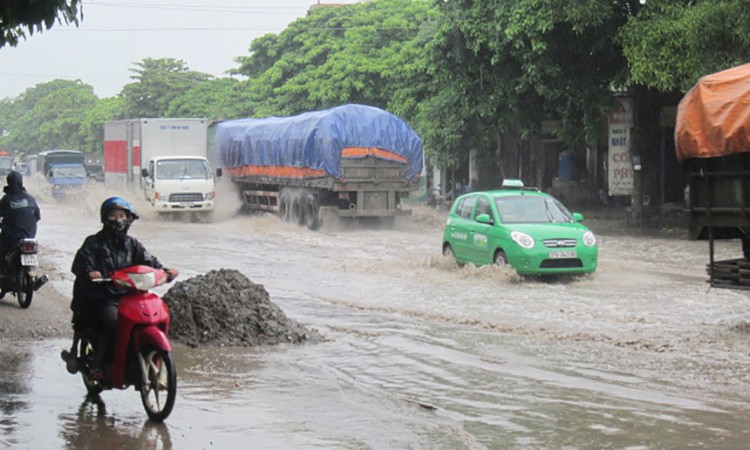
61,265,177,422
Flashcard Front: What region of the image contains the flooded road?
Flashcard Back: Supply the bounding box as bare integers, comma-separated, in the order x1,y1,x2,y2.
2,197,750,449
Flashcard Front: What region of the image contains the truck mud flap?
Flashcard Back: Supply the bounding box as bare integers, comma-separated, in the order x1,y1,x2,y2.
243,190,279,212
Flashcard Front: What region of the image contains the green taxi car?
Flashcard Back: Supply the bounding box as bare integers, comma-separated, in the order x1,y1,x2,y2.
441,183,598,275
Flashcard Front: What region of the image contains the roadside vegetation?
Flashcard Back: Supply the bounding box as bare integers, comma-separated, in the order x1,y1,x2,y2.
1,0,749,178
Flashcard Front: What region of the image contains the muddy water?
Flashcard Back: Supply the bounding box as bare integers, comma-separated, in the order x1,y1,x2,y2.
3,200,750,449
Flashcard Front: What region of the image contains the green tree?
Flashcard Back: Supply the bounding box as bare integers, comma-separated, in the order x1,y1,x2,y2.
0,0,82,48
430,0,630,169
120,58,212,118
0,80,98,152
619,0,750,92
79,96,126,154
166,78,241,120
231,0,437,119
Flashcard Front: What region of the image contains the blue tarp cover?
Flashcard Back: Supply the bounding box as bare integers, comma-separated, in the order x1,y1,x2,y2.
214,104,423,179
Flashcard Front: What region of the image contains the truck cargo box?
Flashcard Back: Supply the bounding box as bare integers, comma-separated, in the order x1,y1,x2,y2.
214,104,423,181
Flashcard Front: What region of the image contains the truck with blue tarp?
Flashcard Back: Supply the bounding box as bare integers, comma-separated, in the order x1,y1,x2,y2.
214,104,424,229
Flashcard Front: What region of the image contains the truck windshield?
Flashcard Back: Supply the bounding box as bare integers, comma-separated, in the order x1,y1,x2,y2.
0,157,12,171
156,160,210,180
51,165,87,178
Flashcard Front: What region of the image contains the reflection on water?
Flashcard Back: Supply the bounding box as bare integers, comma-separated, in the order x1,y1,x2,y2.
8,202,750,448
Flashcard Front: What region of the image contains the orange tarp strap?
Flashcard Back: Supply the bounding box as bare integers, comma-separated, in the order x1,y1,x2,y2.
341,147,407,163
227,166,327,178
227,147,407,178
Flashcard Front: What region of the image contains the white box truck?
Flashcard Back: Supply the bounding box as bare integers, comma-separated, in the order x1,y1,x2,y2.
103,118,221,214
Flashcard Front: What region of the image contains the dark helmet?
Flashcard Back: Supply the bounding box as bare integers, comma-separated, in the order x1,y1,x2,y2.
99,197,139,223
4,171,24,194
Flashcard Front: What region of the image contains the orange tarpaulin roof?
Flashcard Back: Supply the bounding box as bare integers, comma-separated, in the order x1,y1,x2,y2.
675,63,750,161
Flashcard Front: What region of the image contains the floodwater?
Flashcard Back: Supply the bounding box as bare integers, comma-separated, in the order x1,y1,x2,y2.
2,193,750,449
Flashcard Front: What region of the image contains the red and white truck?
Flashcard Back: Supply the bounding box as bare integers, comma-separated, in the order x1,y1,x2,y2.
103,118,220,214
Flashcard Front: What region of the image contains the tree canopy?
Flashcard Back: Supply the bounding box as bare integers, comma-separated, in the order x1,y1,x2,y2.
120,58,213,118
0,0,82,48
231,0,437,119
619,0,750,92
0,80,98,154
4,0,750,178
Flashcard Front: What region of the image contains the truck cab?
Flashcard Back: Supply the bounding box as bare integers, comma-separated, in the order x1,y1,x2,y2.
141,156,220,213
46,163,88,199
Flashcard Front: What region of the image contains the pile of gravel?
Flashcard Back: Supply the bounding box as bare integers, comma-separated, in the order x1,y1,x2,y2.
163,269,321,347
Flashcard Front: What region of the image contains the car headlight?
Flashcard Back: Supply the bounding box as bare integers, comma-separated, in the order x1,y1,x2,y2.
582,231,596,247
204,191,215,200
511,231,534,249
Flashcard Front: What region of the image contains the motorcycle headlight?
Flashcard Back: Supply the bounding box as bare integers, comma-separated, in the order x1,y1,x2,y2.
582,231,597,247
511,231,535,249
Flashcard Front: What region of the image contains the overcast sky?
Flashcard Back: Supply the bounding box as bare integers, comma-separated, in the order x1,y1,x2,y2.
0,0,359,100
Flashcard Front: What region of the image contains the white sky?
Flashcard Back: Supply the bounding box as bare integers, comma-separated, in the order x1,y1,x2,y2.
0,0,360,100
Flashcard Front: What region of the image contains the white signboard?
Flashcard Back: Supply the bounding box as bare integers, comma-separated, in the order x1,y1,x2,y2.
608,125,633,196
608,98,634,196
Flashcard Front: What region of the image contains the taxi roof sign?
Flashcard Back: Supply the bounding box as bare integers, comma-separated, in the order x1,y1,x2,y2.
501,179,525,188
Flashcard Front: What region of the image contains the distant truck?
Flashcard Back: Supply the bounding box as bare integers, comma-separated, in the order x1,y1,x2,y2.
47,163,88,199
0,151,12,176
37,150,88,199
214,104,423,229
675,62,750,289
38,149,85,175
103,118,220,214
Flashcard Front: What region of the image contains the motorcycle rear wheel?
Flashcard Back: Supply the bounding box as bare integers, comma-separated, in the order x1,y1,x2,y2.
78,337,103,396
16,271,33,309
139,348,177,422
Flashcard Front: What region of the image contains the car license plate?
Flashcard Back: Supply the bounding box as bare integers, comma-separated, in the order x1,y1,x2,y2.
21,254,38,266
549,250,576,259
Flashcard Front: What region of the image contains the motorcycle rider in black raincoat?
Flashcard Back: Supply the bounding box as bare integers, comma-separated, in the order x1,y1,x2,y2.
63,197,178,377
0,171,41,293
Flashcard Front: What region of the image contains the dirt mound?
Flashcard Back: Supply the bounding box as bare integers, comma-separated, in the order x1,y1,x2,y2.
163,269,322,347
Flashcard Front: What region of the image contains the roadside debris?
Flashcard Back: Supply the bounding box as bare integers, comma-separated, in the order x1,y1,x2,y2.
163,269,322,347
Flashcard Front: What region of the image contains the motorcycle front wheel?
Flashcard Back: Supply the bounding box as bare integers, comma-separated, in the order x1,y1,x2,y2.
16,271,33,309
139,348,177,422
78,337,103,396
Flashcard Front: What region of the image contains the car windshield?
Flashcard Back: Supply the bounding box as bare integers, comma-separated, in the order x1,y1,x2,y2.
156,159,210,180
494,195,574,224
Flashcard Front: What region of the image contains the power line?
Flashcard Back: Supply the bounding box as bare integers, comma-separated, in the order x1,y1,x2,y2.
57,26,412,32
86,1,323,14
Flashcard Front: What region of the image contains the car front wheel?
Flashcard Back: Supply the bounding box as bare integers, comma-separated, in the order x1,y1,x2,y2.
493,250,508,267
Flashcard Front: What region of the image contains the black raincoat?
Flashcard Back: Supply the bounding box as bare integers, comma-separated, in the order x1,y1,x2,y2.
70,228,164,328
0,171,41,244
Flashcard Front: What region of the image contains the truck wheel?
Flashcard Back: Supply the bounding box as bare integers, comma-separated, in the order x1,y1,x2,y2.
303,194,320,230
291,196,304,226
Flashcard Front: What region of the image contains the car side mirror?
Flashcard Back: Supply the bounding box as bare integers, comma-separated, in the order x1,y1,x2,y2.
573,212,584,222
476,213,493,225
141,168,149,178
